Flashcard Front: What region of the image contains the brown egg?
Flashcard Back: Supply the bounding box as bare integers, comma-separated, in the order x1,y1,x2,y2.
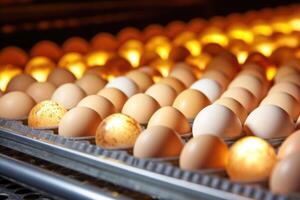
117,27,142,44
214,97,247,123
126,70,154,92
76,74,106,95
28,100,67,129
26,82,56,102
95,113,141,148
202,43,226,56
62,37,89,54
241,62,266,77
238,68,267,85
261,92,300,120
6,73,36,92
77,95,115,119
0,91,35,119
169,67,197,87
0,90,3,97
277,73,300,87
278,130,300,160
205,56,238,79
202,69,230,90
0,46,28,66
133,126,184,158
168,46,190,62
297,115,300,129
47,68,76,87
148,106,190,134
143,24,165,41
269,82,300,103
165,20,185,39
145,83,177,106
59,107,101,137
228,74,264,100
270,153,300,194
51,83,86,110
97,88,128,112
30,40,62,62
221,87,257,112
274,66,299,82
179,135,229,170
158,77,186,94
173,89,210,119
244,105,294,139
122,93,160,124
91,32,118,51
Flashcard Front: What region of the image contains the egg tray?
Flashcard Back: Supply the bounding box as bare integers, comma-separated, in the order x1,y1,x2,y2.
0,119,294,200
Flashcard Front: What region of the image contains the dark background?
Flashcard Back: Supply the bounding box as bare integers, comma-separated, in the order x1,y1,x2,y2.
0,0,299,49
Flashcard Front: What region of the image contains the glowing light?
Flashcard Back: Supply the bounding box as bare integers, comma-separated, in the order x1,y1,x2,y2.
66,61,86,79
150,59,173,77
289,17,300,31
184,39,202,56
200,28,228,47
25,56,55,82
251,23,273,36
271,20,292,34
226,136,277,182
275,34,299,48
146,36,171,60
266,66,277,81
228,26,254,44
236,51,248,64
254,42,275,57
0,65,22,91
86,51,111,67
119,40,143,68
185,54,211,71
58,53,83,68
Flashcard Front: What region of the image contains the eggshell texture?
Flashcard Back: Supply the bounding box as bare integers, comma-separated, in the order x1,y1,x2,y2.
173,89,210,119
47,68,76,86
193,104,242,139
244,105,294,139
122,93,160,124
76,74,107,95
260,92,300,120
221,87,257,112
133,126,184,158
214,97,247,123
179,135,229,170
77,95,115,119
169,67,197,87
59,107,101,137
190,78,222,102
158,77,186,94
0,91,35,119
201,69,230,90
51,83,86,110
148,106,190,134
6,74,36,92
126,70,154,92
228,74,264,99
278,130,300,160
26,82,56,102
28,100,67,129
97,88,127,112
269,82,300,103
105,76,139,97
270,153,300,194
145,83,177,106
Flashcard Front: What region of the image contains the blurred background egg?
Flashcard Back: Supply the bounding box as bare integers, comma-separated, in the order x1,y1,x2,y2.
30,40,62,62
145,83,177,106
126,70,154,92
47,68,76,87
26,82,56,103
201,69,230,90
105,76,139,97
158,77,186,94
6,73,36,92
133,126,184,158
190,78,222,102
277,130,300,160
169,66,197,87
76,74,107,95
62,36,89,54
97,88,128,112
268,82,300,103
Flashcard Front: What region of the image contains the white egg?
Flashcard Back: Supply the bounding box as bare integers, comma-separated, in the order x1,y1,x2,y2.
105,76,139,97
190,78,222,102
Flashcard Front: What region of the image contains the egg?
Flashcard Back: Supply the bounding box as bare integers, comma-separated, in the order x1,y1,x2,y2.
133,126,184,158
274,66,299,82
0,91,35,119
244,105,294,139
148,106,190,134
221,87,257,112
26,82,56,102
51,83,86,110
297,115,300,129
270,153,300,194
190,78,222,102
158,77,186,94
260,92,300,120
145,83,177,106
6,73,36,92
201,70,230,90
28,100,67,129
121,93,160,124
180,135,229,170
277,73,300,87
214,97,247,123
193,104,242,139
95,113,141,148
76,74,107,95
97,88,128,112
205,56,238,79
62,37,89,54
268,82,300,103
278,130,300,160
228,74,264,99
241,62,266,78
91,32,118,51
125,70,154,92
169,67,197,87
30,40,62,62
77,95,115,119
0,46,28,67
105,76,139,97
173,89,210,119
47,68,76,87
0,91,3,97
59,107,101,137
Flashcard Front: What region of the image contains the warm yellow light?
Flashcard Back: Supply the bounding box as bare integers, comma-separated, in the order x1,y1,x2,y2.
58,53,83,68
251,23,273,36
226,136,277,182
271,20,292,34
289,17,300,31
184,39,202,56
66,61,87,79
0,65,22,91
119,40,143,68
150,59,173,77
146,36,171,60
236,51,248,64
200,28,228,47
120,50,141,68
266,66,277,81
185,54,211,71
25,56,55,82
275,34,299,48
86,51,111,67
254,42,275,57
228,27,254,44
